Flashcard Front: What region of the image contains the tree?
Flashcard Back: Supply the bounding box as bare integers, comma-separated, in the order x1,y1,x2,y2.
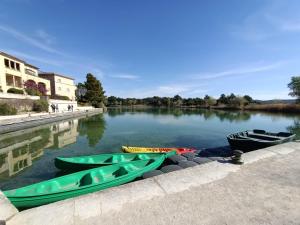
75,82,87,103
204,95,216,107
218,94,228,105
288,76,300,102
84,73,106,108
107,96,118,106
228,93,236,101
243,95,253,103
228,96,248,108
172,95,183,107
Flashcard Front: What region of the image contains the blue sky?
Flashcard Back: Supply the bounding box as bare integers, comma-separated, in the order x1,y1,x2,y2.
0,0,299,99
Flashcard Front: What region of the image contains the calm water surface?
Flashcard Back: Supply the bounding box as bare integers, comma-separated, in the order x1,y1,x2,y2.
0,108,299,190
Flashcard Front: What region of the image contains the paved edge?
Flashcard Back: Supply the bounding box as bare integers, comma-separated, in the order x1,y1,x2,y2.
4,142,300,225
0,190,18,221
0,109,102,134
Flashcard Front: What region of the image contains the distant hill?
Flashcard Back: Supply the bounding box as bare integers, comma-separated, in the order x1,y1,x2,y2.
255,99,296,104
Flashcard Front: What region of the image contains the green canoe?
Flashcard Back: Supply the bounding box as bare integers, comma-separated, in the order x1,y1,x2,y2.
4,151,175,209
55,152,172,170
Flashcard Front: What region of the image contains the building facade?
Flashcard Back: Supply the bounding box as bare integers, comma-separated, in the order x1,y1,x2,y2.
39,72,76,101
0,52,51,95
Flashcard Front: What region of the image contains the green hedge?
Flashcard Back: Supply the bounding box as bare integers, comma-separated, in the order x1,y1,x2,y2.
26,88,41,96
0,103,17,115
32,100,49,112
7,88,24,94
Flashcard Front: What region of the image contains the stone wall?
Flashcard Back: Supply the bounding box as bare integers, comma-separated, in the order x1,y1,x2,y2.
0,98,35,112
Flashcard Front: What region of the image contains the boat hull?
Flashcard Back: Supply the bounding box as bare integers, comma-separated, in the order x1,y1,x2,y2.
122,146,195,154
4,151,175,209
227,130,295,151
55,152,170,171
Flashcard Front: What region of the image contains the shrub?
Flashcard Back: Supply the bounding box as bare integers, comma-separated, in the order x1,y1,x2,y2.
32,100,49,112
51,95,70,100
24,80,48,96
26,88,41,96
0,103,17,115
7,88,24,94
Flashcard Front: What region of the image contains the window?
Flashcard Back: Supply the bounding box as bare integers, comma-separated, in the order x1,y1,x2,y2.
4,59,22,71
6,74,14,86
16,63,20,71
14,77,22,88
57,79,61,83
10,61,15,70
4,59,9,68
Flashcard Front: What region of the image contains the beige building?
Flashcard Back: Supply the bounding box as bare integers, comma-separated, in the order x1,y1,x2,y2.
39,72,76,101
0,52,51,95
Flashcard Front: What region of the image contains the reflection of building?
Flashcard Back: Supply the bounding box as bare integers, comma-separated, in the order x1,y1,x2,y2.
0,119,79,178
46,119,79,148
0,51,51,95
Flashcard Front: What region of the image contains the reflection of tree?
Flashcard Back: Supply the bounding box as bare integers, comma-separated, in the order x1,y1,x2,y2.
214,110,251,122
173,108,184,117
107,108,125,117
78,114,106,147
106,108,252,123
287,120,300,139
196,109,251,122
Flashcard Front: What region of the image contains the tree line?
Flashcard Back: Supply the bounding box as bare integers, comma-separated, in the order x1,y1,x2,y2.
106,93,254,108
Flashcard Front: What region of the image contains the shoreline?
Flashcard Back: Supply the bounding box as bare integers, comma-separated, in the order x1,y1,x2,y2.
0,108,103,135
107,103,300,114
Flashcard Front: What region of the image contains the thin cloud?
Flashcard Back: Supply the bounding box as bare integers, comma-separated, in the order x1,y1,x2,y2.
110,74,140,80
114,83,207,98
231,1,300,41
158,85,189,95
192,61,288,80
35,29,56,45
90,68,105,79
0,25,62,55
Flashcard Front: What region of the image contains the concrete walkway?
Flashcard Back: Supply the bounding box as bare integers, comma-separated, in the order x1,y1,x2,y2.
0,109,102,134
2,142,300,225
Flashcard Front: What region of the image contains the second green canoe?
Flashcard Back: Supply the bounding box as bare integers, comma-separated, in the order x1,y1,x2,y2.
4,151,175,209
55,152,172,170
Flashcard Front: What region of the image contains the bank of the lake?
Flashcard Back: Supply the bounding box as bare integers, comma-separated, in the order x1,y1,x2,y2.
109,103,300,113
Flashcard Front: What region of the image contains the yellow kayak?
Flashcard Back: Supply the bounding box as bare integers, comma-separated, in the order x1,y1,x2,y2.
122,146,196,154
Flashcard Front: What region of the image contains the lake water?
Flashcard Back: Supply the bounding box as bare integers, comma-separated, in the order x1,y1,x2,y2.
0,108,299,190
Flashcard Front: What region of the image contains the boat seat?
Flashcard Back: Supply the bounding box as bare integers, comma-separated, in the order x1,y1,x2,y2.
112,167,128,177
103,157,113,163
248,133,281,141
79,173,94,186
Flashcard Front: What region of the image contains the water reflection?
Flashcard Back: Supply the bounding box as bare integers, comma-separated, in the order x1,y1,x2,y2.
0,127,50,178
1,108,299,190
78,114,106,147
287,120,300,137
107,107,252,122
0,114,107,180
